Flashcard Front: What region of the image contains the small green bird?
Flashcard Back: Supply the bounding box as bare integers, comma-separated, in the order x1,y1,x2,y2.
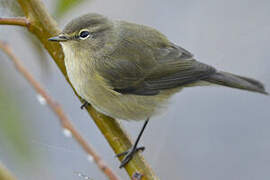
49,13,268,168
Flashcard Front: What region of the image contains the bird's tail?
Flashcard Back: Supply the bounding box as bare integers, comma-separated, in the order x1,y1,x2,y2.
205,71,268,95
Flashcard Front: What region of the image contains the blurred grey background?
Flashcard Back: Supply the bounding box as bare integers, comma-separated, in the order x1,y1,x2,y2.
0,0,270,179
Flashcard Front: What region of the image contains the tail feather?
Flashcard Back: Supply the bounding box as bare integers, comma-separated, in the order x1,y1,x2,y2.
206,71,268,95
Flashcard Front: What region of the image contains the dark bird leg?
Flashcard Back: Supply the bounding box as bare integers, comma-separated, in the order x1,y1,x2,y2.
116,118,149,168
80,100,90,109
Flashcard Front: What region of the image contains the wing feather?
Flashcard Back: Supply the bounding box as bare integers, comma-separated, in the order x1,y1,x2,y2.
96,22,216,95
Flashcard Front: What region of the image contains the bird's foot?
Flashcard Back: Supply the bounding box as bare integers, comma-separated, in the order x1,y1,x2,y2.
80,100,90,109
116,146,145,168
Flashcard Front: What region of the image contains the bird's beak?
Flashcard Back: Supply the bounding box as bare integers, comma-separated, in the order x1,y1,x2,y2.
48,34,69,42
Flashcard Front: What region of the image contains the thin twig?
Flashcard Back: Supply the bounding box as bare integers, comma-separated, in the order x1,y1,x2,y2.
0,40,120,180
0,17,30,27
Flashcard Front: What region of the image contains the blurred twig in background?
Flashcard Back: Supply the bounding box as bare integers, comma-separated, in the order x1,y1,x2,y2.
53,0,88,19
0,163,16,180
0,0,23,16
0,40,120,180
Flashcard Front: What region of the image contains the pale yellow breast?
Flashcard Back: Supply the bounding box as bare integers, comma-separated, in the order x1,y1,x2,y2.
61,43,96,101
61,43,177,121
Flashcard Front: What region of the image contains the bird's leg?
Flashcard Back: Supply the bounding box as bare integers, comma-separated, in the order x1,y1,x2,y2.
116,118,149,168
80,99,90,109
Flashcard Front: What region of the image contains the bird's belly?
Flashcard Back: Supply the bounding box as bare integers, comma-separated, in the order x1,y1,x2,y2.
66,65,177,120
68,69,177,120
63,45,177,120
86,87,179,121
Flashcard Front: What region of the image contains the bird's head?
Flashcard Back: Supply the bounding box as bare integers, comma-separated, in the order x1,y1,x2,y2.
49,13,114,51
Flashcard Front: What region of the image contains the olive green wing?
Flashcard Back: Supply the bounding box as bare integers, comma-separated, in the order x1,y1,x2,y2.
98,43,216,96
97,23,216,95
144,54,216,92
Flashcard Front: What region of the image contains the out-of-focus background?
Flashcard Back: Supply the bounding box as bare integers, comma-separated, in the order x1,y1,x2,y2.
0,0,270,179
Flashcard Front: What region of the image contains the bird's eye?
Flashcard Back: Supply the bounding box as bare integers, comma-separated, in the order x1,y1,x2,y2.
79,30,90,39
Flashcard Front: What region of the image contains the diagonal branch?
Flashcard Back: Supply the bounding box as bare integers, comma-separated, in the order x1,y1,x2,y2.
0,17,30,27
0,40,120,180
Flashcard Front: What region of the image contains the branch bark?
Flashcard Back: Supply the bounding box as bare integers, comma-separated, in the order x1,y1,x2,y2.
7,0,157,179
0,41,119,180
0,17,29,27
0,163,16,180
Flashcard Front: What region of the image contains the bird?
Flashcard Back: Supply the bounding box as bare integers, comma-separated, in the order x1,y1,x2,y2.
48,13,268,168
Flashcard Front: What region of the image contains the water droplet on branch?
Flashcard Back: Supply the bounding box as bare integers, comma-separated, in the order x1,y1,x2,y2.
36,94,47,105
62,128,72,138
